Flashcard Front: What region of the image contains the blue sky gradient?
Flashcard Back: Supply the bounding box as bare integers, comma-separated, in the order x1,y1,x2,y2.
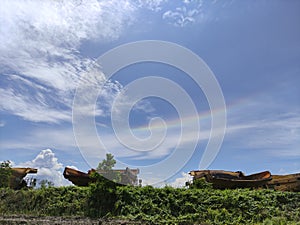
0,0,299,186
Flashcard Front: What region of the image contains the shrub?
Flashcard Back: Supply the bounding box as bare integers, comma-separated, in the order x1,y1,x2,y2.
0,161,12,188
0,183,300,224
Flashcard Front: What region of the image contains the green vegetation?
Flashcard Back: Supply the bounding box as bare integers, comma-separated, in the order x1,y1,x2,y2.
0,158,299,224
114,186,300,224
0,161,12,188
0,183,299,224
188,177,213,189
0,186,87,217
39,179,54,188
86,171,120,217
97,153,116,171
97,153,121,183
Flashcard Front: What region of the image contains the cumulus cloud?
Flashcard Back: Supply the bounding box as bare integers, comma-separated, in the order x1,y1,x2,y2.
18,149,71,186
65,165,79,170
168,172,192,188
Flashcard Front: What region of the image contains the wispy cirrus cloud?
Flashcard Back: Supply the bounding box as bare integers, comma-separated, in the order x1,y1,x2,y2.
0,120,5,127
2,106,299,184
3,104,299,162
161,0,231,27
0,0,222,124
0,0,136,123
0,0,136,76
134,0,168,12
162,0,206,27
225,97,300,158
0,87,71,123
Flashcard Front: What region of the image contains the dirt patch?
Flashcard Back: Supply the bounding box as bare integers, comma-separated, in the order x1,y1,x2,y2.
0,215,143,225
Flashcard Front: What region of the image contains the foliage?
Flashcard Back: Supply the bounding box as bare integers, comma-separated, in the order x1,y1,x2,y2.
0,183,300,224
0,186,88,216
97,153,121,183
97,153,116,171
188,177,213,189
39,179,54,189
0,160,12,188
114,186,300,224
85,171,119,218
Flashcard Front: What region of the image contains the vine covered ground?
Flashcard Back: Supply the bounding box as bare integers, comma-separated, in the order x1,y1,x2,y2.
0,183,299,224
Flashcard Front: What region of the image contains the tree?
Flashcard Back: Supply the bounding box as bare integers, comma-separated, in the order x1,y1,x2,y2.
187,178,212,189
86,154,120,217
0,160,12,188
96,153,120,183
97,153,116,171
39,179,54,188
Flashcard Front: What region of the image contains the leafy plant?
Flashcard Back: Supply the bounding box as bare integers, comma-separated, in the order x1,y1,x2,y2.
85,171,119,217
97,153,121,183
188,177,213,189
97,153,116,171
39,179,54,189
0,160,12,188
0,183,300,224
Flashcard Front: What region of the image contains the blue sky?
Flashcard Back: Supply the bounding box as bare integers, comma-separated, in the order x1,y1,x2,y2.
0,0,299,186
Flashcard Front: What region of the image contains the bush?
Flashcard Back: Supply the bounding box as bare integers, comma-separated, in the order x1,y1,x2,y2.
85,171,119,217
188,177,212,189
0,183,299,224
0,161,12,188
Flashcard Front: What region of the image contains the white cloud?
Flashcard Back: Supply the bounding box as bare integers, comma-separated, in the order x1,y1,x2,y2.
225,103,300,158
2,109,299,186
0,127,76,151
162,0,203,27
0,0,229,124
2,110,298,181
134,0,168,11
163,8,197,27
0,0,136,123
18,149,72,186
0,88,71,123
65,165,79,170
168,172,192,188
0,0,221,124
0,120,5,127
0,0,135,80
0,0,135,58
